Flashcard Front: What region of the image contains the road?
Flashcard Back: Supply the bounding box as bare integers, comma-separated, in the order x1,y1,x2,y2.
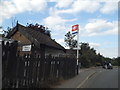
81,68,118,88
54,67,118,88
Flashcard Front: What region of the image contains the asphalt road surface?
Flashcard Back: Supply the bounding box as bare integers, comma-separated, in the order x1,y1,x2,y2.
81,68,118,88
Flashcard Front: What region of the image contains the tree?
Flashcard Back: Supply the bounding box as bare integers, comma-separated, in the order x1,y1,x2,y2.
64,31,77,49
113,57,120,66
96,53,104,65
1,27,12,38
79,43,100,67
0,26,5,37
79,43,93,67
27,23,51,37
116,57,120,66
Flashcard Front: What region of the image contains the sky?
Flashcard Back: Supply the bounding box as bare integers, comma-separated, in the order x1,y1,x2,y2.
0,0,119,58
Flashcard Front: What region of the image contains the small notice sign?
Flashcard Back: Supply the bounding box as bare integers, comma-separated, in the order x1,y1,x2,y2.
22,45,31,51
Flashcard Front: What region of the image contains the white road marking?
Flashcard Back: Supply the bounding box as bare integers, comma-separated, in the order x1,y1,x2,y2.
77,72,97,88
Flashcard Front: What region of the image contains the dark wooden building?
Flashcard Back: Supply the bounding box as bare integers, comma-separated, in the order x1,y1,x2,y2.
65,49,81,59
6,23,65,58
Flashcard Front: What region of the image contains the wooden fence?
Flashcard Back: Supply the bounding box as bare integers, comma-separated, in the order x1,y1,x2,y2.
2,41,77,88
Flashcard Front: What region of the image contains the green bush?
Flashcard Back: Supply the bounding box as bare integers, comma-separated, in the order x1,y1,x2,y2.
95,62,101,66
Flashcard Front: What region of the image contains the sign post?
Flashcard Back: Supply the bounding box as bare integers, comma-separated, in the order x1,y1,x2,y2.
72,24,79,75
77,25,79,75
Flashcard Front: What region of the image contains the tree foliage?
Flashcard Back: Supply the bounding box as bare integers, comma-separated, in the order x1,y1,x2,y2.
64,31,77,49
113,57,120,66
79,42,114,68
79,43,97,67
64,31,117,68
27,23,51,37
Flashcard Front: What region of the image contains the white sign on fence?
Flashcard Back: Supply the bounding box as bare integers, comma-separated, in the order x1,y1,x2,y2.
22,45,31,51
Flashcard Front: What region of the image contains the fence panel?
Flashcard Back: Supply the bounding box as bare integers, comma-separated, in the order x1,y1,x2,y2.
2,41,77,88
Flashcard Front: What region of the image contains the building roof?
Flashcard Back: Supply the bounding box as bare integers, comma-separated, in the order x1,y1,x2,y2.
6,23,65,50
65,49,81,55
65,49,76,54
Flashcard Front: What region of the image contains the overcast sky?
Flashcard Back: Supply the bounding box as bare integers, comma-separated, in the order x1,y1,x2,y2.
1,0,119,58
